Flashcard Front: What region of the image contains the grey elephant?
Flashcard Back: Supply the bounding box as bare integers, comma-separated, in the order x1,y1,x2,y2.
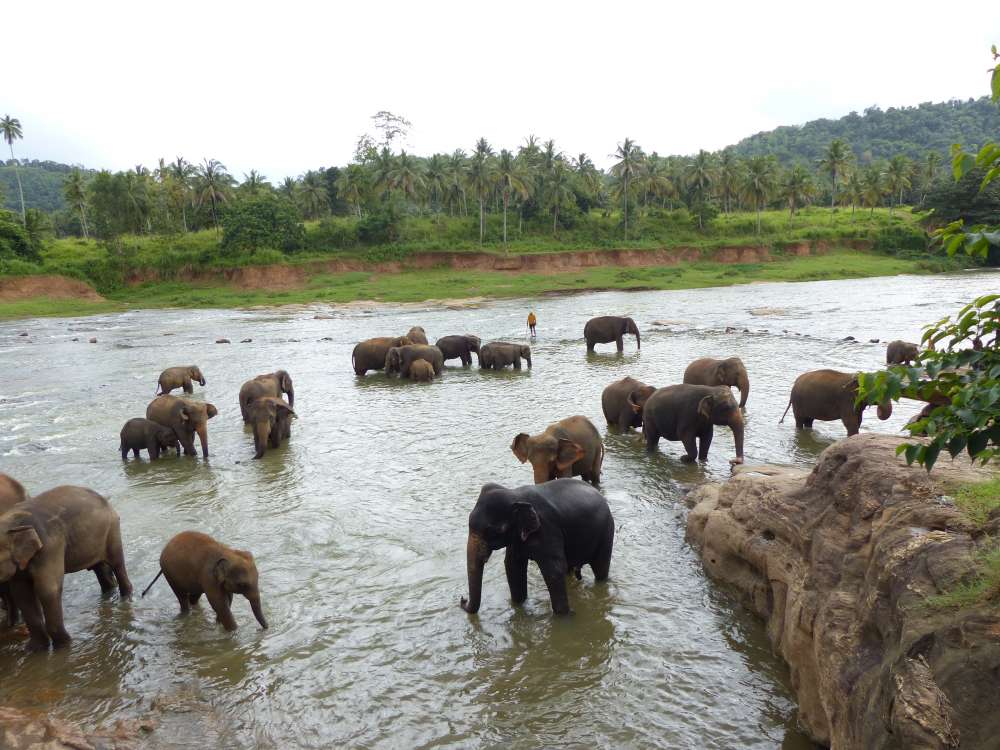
409,360,435,382
0,474,28,627
146,396,219,458
245,397,295,459
352,336,413,376
780,369,892,436
642,384,745,464
239,370,294,422
511,416,604,486
385,344,445,378
406,326,429,345
886,340,920,365
480,342,532,370
584,316,640,352
435,334,481,366
682,356,750,408
601,376,657,431
156,366,206,395
120,417,180,460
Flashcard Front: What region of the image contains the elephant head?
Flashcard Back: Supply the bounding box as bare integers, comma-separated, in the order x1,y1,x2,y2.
215,549,267,628
0,518,42,583
698,387,745,463
520,345,533,369
460,485,540,614
180,401,218,458
385,347,403,375
248,397,296,459
273,370,294,408
466,335,481,354
157,426,180,454
188,366,206,387
623,317,640,349
511,432,583,484
627,384,657,417
716,357,749,408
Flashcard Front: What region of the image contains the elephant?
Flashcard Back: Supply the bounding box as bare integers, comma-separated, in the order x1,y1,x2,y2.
460,479,615,615
239,370,294,422
0,474,28,628
146,396,218,458
409,359,435,382
584,316,640,352
435,334,481,367
352,336,413,376
886,340,920,365
406,326,429,345
642,384,745,464
780,369,892,436
601,376,657,431
0,486,132,651
245,397,295,459
156,366,206,395
141,530,267,631
385,344,444,378
683,356,750,408
480,342,532,370
511,416,604,486
119,417,180,460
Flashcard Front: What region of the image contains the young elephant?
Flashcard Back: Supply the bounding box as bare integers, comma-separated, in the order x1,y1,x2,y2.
601,376,657,431
147,396,219,458
683,356,750,408
435,334,481,367
780,369,892,436
385,344,445,378
409,359,435,382
511,416,604,486
0,486,132,651
886,340,920,365
642,385,745,464
460,479,615,616
352,336,413,376
584,315,640,352
156,365,206,395
245,396,296,459
120,417,180,460
239,370,294,422
142,530,267,631
406,326,429,345
479,342,532,370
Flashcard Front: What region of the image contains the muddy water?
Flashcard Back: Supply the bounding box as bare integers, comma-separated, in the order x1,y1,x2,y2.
0,270,996,749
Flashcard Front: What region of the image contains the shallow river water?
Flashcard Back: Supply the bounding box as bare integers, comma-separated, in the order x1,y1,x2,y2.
0,270,997,749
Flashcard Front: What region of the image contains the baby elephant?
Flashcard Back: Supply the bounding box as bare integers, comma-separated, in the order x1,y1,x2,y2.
120,417,180,460
157,365,206,395
142,531,267,631
511,416,604,486
245,396,295,459
886,340,920,365
409,359,435,382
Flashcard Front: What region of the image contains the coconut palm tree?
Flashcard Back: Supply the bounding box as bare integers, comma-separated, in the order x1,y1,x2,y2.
840,169,864,216
742,155,777,233
63,169,90,239
884,155,912,215
639,155,676,210
717,149,743,214
861,164,885,215
195,158,234,231
1,115,26,224
495,149,531,248
371,147,395,199
818,139,853,208
781,164,815,218
123,169,151,233
445,150,468,216
169,157,195,231
611,138,643,240
335,165,367,217
424,154,448,212
920,151,941,204
685,150,719,228
467,139,495,244
240,170,269,196
386,150,425,201
546,161,575,235
279,176,298,201
300,170,329,218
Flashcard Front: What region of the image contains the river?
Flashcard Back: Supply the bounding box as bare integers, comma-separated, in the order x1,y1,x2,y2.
0,270,996,749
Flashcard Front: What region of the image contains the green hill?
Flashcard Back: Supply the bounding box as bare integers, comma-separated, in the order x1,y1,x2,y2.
729,97,1000,164
0,160,96,213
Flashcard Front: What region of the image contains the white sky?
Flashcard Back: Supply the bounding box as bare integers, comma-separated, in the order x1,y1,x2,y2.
3,0,997,180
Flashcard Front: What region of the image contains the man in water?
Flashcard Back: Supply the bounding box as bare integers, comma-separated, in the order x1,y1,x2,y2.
527,310,537,337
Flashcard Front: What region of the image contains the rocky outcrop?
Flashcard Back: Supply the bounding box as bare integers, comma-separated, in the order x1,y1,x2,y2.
685,434,999,749
0,706,154,749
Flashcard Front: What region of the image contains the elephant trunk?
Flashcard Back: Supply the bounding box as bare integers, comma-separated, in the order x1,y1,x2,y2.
248,592,268,629
460,532,492,614
253,421,270,459
632,323,640,350
195,422,209,458
524,350,532,369
730,409,745,461
285,386,294,409
737,372,750,408
877,398,893,421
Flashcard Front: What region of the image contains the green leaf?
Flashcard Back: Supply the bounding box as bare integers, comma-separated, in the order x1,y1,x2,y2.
992,65,1000,103
924,442,941,472
952,150,975,180
968,430,990,458
904,443,919,465
947,435,967,458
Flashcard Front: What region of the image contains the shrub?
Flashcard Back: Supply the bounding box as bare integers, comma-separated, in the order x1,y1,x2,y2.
0,210,38,262
221,195,305,255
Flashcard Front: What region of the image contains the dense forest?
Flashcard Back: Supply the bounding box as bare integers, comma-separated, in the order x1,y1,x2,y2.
0,160,96,213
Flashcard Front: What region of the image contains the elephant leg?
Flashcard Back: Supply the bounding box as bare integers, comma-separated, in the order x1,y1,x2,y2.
188,592,201,606
1,584,19,627
147,440,159,460
512,357,521,370
91,563,117,595
792,404,807,430
207,587,238,631
644,427,659,452
592,450,603,485
842,414,861,436
11,580,49,651
106,536,133,600
680,434,698,463
616,335,624,353
586,339,595,352
35,580,71,647
180,433,197,457
591,531,613,582
803,418,814,428
183,379,193,394
617,411,632,432
133,448,140,458
697,426,713,462
121,445,128,460
540,559,571,615
165,574,190,614
461,352,470,366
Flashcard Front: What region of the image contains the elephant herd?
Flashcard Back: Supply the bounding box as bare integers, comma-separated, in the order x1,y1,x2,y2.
352,327,532,377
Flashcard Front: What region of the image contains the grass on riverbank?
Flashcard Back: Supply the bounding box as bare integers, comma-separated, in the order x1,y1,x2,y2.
0,250,955,319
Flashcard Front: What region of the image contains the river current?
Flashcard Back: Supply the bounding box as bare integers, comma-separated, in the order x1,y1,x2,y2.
0,270,997,749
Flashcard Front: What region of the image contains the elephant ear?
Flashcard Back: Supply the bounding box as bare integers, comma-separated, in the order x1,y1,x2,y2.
555,439,584,470
179,408,190,423
628,390,644,413
277,401,296,418
511,434,530,463
511,502,541,542
280,372,293,391
697,395,714,421
8,526,42,570
213,557,231,585
206,404,219,419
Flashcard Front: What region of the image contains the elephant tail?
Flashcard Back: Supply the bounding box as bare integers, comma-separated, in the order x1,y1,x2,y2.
141,569,164,598
779,400,792,424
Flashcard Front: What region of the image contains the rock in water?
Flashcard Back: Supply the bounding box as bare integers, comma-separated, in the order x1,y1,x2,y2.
685,434,998,748
216,338,230,344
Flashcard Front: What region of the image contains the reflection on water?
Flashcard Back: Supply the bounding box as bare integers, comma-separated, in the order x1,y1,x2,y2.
0,270,996,748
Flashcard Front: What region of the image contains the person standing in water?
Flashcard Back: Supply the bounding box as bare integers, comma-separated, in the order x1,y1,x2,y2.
527,310,537,337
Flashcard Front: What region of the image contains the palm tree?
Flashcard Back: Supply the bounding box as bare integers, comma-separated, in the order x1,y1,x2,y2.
1,115,26,224
818,139,853,208
920,151,942,204
685,150,718,228
445,150,468,216
611,138,643,240
861,164,885,215
547,161,575,235
300,170,329,218
371,147,395,198
63,169,90,239
467,139,495,244
335,165,367,217
424,154,448,212
840,169,863,216
884,155,912,215
169,157,195,232
742,155,777,233
240,170,269,196
717,149,743,214
386,150,425,201
639,155,676,210
781,164,815,217
495,149,530,247
195,158,234,230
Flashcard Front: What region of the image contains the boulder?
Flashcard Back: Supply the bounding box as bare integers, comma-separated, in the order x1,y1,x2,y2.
685,434,999,748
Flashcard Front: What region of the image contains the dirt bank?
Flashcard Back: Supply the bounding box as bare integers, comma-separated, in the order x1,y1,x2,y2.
0,275,105,302
685,434,999,748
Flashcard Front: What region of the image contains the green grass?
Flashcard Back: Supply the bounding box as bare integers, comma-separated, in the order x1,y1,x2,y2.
953,478,1000,526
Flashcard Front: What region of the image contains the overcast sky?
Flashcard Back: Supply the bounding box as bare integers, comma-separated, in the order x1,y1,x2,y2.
3,1,997,180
